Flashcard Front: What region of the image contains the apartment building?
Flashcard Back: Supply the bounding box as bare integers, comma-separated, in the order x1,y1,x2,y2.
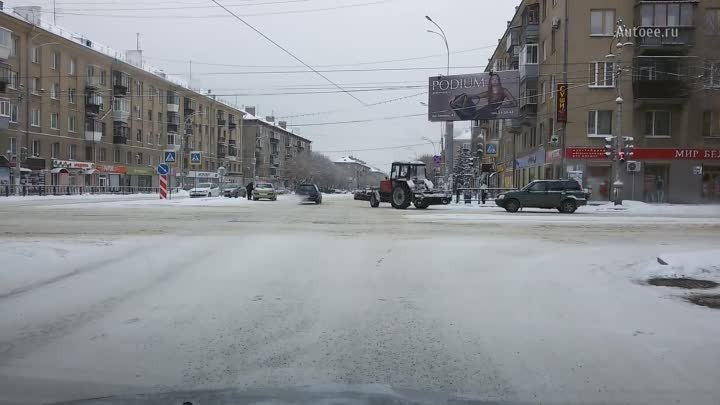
0,7,311,192
488,0,720,203
333,156,386,189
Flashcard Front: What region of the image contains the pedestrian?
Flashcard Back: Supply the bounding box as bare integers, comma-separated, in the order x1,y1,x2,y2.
656,176,665,203
453,182,460,204
480,183,488,205
246,182,254,200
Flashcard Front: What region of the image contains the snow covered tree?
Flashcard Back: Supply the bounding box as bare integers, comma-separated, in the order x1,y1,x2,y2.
453,148,474,189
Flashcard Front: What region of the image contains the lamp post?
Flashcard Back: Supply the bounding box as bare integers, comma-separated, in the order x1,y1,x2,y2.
425,16,454,186
180,111,205,189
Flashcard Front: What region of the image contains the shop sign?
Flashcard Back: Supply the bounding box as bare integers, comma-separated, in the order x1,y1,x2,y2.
545,148,562,163
126,167,156,176
567,147,720,161
51,159,95,170
556,83,568,123
188,171,220,179
96,164,128,174
516,147,546,169
25,158,46,171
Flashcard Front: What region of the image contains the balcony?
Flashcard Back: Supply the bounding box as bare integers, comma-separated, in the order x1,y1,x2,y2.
84,119,102,142
167,134,181,151
217,118,227,126
636,27,695,50
167,112,179,133
112,97,130,123
167,92,180,113
184,98,196,115
185,123,194,136
521,24,538,43
113,123,128,144
229,121,237,130
632,56,693,101
112,70,130,95
85,90,102,115
635,2,695,51
217,145,227,159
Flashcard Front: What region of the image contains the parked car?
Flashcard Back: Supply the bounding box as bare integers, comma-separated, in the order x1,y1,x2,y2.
296,183,323,204
223,184,246,198
253,183,277,201
189,183,220,198
495,179,590,213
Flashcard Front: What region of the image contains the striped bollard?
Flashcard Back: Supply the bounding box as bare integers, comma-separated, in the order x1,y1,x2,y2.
159,175,168,200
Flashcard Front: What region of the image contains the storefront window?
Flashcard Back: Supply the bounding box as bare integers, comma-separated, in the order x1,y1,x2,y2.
644,165,670,203
702,166,720,201
586,165,611,201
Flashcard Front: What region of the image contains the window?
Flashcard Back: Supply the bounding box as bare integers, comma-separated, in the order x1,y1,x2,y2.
50,112,59,129
69,58,76,75
114,149,121,163
591,10,615,36
541,40,547,62
642,3,694,27
10,35,18,57
134,105,141,119
588,110,613,136
136,153,143,165
549,181,564,192
565,180,581,191
9,137,16,154
589,62,616,87
148,110,153,121
530,126,537,147
148,132,153,145
540,81,546,103
158,112,162,122
31,77,40,94
553,0,558,7
702,111,720,137
551,28,556,53
9,103,17,123
528,181,547,192
167,133,177,146
31,47,39,63
100,148,107,161
550,74,556,99
100,70,106,86
126,151,132,164
68,88,77,104
8,70,17,89
69,115,77,132
645,111,671,136
50,82,59,99
0,99,9,117
705,61,720,88
51,51,59,70
31,108,40,127
136,81,142,96
112,97,129,113
541,0,547,21
136,129,142,142
51,142,60,158
69,144,77,160
85,146,93,161
523,44,538,65
707,9,720,36
548,118,554,144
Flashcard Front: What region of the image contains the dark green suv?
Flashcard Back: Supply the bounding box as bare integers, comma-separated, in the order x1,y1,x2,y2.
495,179,590,213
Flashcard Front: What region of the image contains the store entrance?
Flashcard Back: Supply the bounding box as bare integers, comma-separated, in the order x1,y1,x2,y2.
702,166,720,202
644,164,670,203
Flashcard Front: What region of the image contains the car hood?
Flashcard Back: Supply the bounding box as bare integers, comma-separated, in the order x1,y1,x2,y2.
50,385,528,405
190,187,211,192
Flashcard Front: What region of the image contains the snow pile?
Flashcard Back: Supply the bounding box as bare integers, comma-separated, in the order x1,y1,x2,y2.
638,250,720,283
587,201,720,216
0,193,166,203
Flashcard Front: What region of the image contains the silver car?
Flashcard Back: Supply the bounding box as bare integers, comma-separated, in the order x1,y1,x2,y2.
253,183,277,201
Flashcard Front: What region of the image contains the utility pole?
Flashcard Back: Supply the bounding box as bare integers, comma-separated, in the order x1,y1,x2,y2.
609,18,632,205
14,91,23,196
559,0,569,179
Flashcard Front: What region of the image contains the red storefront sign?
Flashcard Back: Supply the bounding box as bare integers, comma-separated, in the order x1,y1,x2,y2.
96,164,128,174
566,147,720,160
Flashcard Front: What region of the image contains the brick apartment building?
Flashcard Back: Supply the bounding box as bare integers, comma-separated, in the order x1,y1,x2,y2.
485,0,720,203
0,6,311,193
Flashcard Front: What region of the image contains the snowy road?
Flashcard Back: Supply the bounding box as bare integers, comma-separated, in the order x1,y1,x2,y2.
1,195,719,404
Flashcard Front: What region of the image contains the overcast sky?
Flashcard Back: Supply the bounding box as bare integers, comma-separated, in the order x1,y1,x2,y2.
7,0,517,170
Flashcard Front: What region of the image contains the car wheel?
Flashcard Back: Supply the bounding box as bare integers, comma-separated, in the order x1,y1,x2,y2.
505,199,520,213
560,199,577,214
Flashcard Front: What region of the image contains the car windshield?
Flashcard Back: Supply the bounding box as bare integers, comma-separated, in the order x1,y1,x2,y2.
5,5,719,405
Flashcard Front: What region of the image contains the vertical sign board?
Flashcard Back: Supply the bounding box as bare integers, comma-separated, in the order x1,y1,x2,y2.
556,83,568,123
157,164,169,200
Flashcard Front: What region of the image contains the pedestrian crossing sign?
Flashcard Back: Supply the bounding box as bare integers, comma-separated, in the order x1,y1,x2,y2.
190,151,202,166
164,150,177,163
485,142,499,157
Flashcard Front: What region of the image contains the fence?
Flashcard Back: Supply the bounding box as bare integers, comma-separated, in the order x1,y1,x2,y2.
0,185,180,197
454,188,517,204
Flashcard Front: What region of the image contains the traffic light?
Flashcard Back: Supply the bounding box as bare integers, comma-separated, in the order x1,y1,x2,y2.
623,136,635,157
604,136,616,159
618,151,626,163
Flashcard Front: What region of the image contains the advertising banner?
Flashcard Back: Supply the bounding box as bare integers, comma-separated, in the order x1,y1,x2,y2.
428,71,520,122
556,83,568,123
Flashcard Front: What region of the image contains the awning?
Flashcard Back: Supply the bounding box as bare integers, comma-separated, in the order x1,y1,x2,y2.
50,168,69,174
84,169,98,175
20,168,32,173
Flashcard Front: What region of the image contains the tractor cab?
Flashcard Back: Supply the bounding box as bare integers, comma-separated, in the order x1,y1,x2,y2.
390,162,428,181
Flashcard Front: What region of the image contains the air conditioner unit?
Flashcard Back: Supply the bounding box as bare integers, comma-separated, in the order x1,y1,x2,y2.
552,17,561,29
626,161,641,172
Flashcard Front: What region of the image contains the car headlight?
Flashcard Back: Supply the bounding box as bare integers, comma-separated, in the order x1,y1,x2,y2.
497,194,505,199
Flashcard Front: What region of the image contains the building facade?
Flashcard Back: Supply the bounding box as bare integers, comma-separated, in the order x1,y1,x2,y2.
488,0,720,203
333,156,386,189
0,7,311,193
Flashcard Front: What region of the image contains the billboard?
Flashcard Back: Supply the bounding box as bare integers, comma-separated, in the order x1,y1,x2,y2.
428,71,520,122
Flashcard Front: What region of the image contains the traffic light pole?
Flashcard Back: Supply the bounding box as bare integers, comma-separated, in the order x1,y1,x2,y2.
613,77,625,206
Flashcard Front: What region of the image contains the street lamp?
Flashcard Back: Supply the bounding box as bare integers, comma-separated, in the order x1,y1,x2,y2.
425,16,449,76
180,111,205,189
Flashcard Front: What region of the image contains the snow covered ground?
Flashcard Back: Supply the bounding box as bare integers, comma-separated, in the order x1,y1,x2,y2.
0,196,718,404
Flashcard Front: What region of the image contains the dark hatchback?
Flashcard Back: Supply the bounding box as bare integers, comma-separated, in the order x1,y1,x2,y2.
296,184,323,204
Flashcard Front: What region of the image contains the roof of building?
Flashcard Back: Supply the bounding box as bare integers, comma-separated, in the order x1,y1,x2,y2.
334,157,387,175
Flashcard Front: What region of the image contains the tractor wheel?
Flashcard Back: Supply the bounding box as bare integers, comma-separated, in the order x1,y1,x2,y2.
390,184,412,209
370,193,380,208
413,199,429,209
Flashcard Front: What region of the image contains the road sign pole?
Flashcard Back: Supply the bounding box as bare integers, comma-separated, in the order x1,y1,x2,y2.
159,174,168,200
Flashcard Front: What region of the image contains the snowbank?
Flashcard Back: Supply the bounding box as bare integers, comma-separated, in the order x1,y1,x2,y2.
638,250,720,283
585,200,720,216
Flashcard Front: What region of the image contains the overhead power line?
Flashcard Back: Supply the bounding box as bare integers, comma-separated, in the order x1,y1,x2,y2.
208,0,368,106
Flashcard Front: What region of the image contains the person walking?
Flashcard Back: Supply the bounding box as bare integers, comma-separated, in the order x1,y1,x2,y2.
480,182,488,205
246,182,254,201
656,176,665,203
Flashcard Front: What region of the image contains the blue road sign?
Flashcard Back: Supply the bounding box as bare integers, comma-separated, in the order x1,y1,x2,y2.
157,163,169,175
190,151,202,165
485,142,498,156
164,150,177,163
432,155,442,167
